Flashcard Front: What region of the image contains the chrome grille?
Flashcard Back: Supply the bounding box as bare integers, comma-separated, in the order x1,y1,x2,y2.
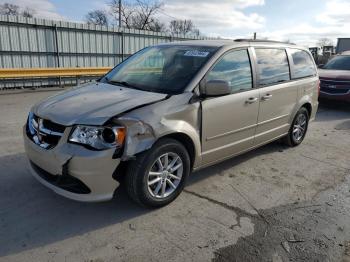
320,78,350,95
27,113,65,149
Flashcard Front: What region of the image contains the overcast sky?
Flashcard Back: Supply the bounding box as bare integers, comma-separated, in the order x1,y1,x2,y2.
2,0,349,46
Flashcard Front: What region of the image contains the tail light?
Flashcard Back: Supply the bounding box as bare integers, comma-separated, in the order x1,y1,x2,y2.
317,79,320,97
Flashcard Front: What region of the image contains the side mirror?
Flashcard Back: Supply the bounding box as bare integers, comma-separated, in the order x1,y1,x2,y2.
318,64,324,69
202,80,231,97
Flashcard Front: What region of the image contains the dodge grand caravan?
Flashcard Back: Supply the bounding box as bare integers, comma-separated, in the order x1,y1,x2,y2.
24,40,319,207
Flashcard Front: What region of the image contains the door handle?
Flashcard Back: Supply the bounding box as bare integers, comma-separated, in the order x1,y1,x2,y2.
261,94,273,101
245,97,258,104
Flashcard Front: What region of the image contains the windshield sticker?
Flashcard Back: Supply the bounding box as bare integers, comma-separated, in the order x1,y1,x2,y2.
184,50,210,57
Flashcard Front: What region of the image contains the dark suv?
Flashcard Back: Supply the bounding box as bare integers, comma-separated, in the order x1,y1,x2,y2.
319,51,350,102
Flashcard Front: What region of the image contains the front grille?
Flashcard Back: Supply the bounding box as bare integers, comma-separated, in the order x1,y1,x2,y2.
320,86,350,94
320,78,350,94
320,78,350,86
30,161,91,194
26,113,65,149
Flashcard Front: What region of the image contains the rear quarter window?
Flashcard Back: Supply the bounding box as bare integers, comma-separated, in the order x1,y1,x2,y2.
255,48,290,86
289,49,316,79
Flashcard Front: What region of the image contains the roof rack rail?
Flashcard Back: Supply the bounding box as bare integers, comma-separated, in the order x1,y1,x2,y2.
234,39,295,45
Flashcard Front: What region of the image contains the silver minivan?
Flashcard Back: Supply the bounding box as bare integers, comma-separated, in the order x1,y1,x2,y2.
24,40,319,207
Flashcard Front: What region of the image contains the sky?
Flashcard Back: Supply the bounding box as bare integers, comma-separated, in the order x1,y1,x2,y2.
1,0,350,46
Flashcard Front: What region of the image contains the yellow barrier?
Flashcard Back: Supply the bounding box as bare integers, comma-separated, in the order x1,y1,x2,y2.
0,67,113,79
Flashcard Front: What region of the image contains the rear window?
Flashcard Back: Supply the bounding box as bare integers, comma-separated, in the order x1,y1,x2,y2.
255,48,290,86
290,49,316,79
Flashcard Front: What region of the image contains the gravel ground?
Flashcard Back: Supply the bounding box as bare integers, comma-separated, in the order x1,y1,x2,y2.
0,90,349,262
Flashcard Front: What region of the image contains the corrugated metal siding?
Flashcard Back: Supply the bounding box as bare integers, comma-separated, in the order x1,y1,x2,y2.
336,38,350,54
0,15,209,88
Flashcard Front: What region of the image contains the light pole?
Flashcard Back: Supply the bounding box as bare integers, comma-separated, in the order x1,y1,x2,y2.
119,0,122,27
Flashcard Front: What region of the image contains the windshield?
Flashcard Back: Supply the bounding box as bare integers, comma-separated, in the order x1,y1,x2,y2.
323,56,350,70
102,45,218,94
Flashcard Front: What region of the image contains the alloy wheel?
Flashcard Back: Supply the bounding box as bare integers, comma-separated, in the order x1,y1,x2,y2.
293,114,307,142
147,152,183,198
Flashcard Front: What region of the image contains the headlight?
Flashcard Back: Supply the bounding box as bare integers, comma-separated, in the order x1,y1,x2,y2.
69,125,126,150
27,112,37,135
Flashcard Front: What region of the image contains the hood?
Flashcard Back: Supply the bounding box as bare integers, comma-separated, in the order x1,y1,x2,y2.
32,82,168,126
318,69,350,80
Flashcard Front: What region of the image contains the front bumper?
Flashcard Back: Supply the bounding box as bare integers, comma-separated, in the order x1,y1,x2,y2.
23,126,121,202
319,91,350,102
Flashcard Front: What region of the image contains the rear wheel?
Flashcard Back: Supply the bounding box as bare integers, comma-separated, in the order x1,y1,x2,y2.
284,107,309,147
125,138,190,207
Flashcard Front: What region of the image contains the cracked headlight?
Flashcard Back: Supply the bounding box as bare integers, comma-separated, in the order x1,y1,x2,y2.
69,125,126,150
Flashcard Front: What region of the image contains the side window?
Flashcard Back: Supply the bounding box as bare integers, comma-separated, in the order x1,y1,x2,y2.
207,49,252,93
290,49,316,79
255,48,290,86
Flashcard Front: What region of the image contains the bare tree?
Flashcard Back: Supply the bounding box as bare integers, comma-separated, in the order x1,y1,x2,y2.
0,3,35,18
169,19,195,35
168,19,202,36
0,3,20,15
317,38,334,47
85,10,109,26
149,20,166,32
192,28,201,37
110,0,165,31
22,8,34,18
110,0,134,27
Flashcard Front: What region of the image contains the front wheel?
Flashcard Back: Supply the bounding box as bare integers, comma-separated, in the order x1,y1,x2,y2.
125,138,191,207
284,107,309,147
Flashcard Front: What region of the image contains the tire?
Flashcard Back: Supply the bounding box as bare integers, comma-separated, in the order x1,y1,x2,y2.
284,107,309,147
125,138,191,207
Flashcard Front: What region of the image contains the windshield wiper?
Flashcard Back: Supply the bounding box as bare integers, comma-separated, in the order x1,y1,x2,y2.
105,78,144,91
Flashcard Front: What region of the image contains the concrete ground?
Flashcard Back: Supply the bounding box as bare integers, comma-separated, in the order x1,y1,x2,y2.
0,90,349,262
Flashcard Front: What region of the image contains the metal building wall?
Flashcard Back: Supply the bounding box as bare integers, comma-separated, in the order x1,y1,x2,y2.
0,15,207,88
336,38,350,54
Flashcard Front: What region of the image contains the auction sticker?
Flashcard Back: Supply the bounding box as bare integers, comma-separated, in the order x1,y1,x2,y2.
184,50,210,57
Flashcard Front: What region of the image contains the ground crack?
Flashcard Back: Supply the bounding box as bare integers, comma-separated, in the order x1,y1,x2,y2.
184,189,264,223
301,154,350,171
184,189,270,226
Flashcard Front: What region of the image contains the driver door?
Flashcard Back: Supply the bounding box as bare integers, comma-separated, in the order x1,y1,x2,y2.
201,49,260,165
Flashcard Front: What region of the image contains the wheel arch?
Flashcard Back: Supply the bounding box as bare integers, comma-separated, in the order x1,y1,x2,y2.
289,99,313,124
301,102,312,117
159,132,198,170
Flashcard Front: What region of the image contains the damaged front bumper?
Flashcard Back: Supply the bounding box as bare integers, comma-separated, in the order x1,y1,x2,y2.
23,126,120,202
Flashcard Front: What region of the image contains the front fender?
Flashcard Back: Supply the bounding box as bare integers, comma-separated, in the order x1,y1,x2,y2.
157,119,202,168
113,93,202,168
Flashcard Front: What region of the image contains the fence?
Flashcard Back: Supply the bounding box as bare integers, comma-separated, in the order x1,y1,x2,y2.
0,15,208,88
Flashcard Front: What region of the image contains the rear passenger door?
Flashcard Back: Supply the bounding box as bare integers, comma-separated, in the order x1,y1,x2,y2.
253,48,298,145
201,48,260,165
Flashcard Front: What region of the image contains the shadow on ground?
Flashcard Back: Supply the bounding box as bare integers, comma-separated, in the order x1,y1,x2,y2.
0,153,148,257
316,100,350,123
